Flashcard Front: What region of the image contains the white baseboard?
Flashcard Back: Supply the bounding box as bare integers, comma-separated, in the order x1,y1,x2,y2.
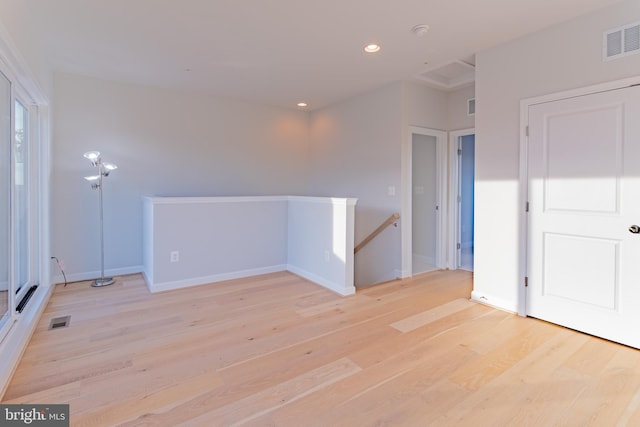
146,265,288,293
471,290,518,313
287,265,355,296
0,284,54,399
52,265,144,285
396,269,412,279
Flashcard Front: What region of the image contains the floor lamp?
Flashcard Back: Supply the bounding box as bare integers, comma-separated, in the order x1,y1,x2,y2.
84,151,117,287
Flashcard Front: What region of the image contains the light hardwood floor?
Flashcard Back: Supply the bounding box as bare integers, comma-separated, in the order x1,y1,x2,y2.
4,270,640,426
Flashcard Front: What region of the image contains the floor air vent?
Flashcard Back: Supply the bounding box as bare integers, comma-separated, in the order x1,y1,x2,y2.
604,22,640,60
49,315,71,330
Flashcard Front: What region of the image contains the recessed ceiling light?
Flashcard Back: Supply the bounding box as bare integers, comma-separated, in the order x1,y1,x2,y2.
364,44,381,53
297,102,308,108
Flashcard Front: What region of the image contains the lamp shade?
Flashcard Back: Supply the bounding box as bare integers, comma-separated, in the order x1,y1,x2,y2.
83,151,100,161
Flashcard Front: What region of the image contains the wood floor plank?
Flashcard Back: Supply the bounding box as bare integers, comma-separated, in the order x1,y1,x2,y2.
180,357,362,427
72,370,224,427
252,310,511,426
4,270,640,426
448,315,559,391
390,298,475,333
431,327,591,427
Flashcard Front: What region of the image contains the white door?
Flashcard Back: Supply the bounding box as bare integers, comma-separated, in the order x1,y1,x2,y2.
412,133,439,274
527,85,640,349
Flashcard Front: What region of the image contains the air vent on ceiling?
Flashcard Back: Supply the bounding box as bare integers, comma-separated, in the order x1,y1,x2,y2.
416,60,475,90
604,22,640,60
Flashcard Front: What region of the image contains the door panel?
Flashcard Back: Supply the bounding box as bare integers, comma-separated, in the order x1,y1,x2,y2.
544,105,622,213
412,134,438,274
543,233,619,310
527,85,640,349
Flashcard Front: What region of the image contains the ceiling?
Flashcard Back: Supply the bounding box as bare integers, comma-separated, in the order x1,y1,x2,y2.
25,0,623,111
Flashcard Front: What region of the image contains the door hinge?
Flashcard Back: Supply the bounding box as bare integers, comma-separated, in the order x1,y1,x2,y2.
525,126,529,137
457,148,462,156
457,243,461,250
526,201,530,212
525,276,529,287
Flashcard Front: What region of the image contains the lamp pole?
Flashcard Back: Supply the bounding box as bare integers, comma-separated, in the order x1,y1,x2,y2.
94,160,114,286
84,151,116,287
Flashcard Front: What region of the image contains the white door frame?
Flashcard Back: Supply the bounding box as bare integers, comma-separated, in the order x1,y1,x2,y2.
519,75,640,317
448,128,475,270
401,126,448,278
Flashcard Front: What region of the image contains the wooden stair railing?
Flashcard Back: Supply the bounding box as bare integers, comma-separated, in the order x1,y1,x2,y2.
354,213,400,254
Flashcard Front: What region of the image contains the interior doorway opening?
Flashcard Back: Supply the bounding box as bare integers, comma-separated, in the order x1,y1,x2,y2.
405,127,447,277
449,129,475,271
412,133,439,274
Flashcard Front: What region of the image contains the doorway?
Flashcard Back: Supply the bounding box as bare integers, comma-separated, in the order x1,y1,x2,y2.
449,129,475,271
406,127,447,276
458,134,475,271
412,133,439,274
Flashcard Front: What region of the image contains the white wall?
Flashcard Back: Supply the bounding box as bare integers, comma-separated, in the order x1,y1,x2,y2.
474,0,640,311
0,1,53,99
308,80,473,286
287,197,357,295
401,82,469,277
53,71,473,288
143,197,288,292
52,73,311,281
447,84,475,131
403,81,449,128
308,82,404,286
143,196,357,296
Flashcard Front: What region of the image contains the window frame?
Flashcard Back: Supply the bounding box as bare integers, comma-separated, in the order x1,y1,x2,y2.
0,54,45,343
12,93,38,307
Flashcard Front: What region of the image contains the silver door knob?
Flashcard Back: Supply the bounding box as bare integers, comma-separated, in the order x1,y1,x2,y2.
629,225,640,234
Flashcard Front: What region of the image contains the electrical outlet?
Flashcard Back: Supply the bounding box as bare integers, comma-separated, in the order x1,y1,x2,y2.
324,250,330,262
388,186,396,196
170,251,180,263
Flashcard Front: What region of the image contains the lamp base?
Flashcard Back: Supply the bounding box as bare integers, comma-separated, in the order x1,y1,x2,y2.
92,277,115,287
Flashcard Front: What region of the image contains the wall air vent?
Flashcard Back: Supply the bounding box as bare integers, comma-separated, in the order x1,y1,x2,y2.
604,22,640,60
467,98,476,116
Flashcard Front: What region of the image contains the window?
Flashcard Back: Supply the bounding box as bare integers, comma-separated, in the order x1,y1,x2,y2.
14,99,31,304
0,70,11,336
0,67,43,342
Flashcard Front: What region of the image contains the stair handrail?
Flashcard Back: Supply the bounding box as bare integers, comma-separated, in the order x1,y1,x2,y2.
354,213,400,254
